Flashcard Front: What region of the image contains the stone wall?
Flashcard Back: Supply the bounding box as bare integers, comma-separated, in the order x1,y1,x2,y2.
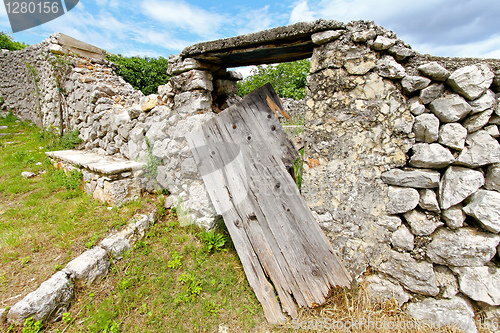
302,20,500,330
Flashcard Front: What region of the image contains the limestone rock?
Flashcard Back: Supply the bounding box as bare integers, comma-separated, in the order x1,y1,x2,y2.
375,215,402,232
381,168,440,188
352,29,376,42
438,123,467,150
463,190,500,233
387,45,414,61
386,186,419,214
409,143,455,169
402,76,431,94
426,227,500,266
420,83,445,105
167,55,218,75
140,94,159,112
457,130,500,167
462,108,493,133
485,164,500,191
403,209,443,236
311,30,344,45
63,246,109,283
418,189,440,212
485,124,500,138
365,274,410,306
406,296,477,333
418,62,450,81
442,204,466,229
447,64,495,100
413,113,439,143
439,166,484,210
469,90,496,114
375,250,439,296
452,266,500,307
408,96,425,116
371,36,396,50
173,90,212,114
21,171,36,178
429,94,472,123
7,271,73,324
391,225,414,251
169,69,213,93
376,55,406,79
434,265,459,299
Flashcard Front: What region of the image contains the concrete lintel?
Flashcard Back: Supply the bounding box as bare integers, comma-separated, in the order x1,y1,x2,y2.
180,19,345,66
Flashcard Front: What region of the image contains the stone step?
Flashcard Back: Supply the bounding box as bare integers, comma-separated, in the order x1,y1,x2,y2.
46,150,145,206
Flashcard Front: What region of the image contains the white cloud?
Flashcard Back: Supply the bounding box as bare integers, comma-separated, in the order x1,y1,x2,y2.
235,5,275,35
289,1,316,24
141,0,224,38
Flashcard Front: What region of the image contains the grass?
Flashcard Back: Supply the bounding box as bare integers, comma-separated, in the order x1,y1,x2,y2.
0,114,153,311
0,114,473,333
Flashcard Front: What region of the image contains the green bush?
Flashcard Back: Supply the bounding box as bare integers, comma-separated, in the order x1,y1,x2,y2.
0,31,28,51
237,59,310,100
106,54,170,95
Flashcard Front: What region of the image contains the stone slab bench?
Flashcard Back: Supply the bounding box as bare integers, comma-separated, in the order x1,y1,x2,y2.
46,150,145,206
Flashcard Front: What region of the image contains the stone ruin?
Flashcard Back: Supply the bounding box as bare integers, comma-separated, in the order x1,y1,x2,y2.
2,19,500,330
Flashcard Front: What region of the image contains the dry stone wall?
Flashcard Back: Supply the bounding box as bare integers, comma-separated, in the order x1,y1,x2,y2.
303,20,500,331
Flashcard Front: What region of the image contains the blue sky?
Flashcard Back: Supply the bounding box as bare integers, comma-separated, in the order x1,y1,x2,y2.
2,0,500,67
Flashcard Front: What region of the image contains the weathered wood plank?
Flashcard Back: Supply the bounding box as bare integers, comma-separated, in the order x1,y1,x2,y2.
186,84,351,324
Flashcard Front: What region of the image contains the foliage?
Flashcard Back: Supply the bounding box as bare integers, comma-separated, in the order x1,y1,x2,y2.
51,168,82,190
175,272,202,303
106,54,170,95
167,250,183,269
0,96,4,108
200,230,227,253
22,318,43,333
0,31,28,51
143,137,162,179
238,59,310,100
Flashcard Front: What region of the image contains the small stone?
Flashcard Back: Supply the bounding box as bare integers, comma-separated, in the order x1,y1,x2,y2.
140,94,159,112
413,113,439,143
457,130,500,167
21,171,36,178
438,123,467,150
469,90,496,114
485,164,500,191
386,186,420,215
376,55,406,79
352,30,376,42
426,227,500,266
418,62,450,81
365,274,410,306
387,45,414,61
439,166,484,210
447,64,495,100
434,265,459,299
406,296,477,333
391,225,414,251
311,30,344,45
420,83,445,104
409,143,455,169
403,209,443,236
463,189,500,233
418,189,440,212
429,94,472,123
462,108,493,133
371,36,396,50
484,124,500,138
381,168,440,188
452,266,500,306
63,246,109,283
375,250,439,296
375,215,402,232
442,204,466,229
402,76,431,94
408,96,425,116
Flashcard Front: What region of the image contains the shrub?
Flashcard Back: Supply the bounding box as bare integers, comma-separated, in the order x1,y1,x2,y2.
238,59,310,100
0,31,28,51
106,54,170,95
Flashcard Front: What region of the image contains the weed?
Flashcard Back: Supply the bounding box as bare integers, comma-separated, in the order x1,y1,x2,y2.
167,250,183,269
62,312,72,325
175,272,202,304
85,233,99,249
200,230,227,253
50,168,82,190
20,256,31,265
59,129,83,149
204,300,220,315
54,263,63,271
22,318,43,333
143,137,161,179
